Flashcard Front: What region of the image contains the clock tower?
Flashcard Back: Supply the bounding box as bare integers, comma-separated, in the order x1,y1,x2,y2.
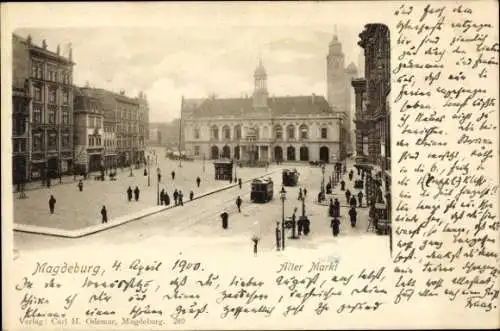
326,28,346,110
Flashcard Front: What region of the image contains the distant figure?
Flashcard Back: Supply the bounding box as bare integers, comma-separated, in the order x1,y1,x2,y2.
196,176,201,188
326,182,332,194
160,189,165,205
275,222,281,251
331,217,340,237
349,207,357,228
333,198,340,217
173,189,179,206
236,196,242,213
298,188,303,200
189,190,194,201
340,180,345,191
101,206,108,224
328,199,334,217
127,186,133,201
303,188,307,197
238,178,242,189
349,170,354,181
178,191,184,206
357,191,364,208
164,192,170,206
134,186,140,201
345,189,351,204
350,196,357,208
229,176,233,184
78,180,83,192
48,195,56,214
252,237,259,256
221,212,229,229
171,171,175,180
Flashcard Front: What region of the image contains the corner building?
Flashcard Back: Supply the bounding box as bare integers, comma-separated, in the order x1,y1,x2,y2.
182,60,344,163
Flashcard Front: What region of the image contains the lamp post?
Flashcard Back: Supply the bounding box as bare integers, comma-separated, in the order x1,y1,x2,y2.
280,186,287,250
202,153,206,173
147,155,151,187
321,164,325,195
156,167,161,205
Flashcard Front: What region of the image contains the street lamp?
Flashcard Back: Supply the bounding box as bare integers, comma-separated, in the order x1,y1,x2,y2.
202,153,206,173
156,167,162,205
321,164,326,196
147,155,151,187
280,186,287,250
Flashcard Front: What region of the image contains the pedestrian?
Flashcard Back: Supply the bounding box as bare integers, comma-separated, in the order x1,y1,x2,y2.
303,188,307,197
275,221,281,251
298,188,303,200
127,186,133,201
345,189,351,204
173,189,179,206
171,170,175,180
317,191,323,203
160,189,165,205
134,186,140,201
350,196,357,208
238,178,242,189
236,195,242,213
221,212,229,229
326,182,332,194
196,176,201,188
101,205,108,224
48,195,56,214
349,170,353,181
349,207,357,228
340,180,345,191
178,191,184,206
189,190,194,201
229,176,233,184
334,198,340,217
78,180,83,192
331,217,340,237
164,192,170,206
328,198,334,217
47,177,51,188
358,191,364,208
252,236,259,256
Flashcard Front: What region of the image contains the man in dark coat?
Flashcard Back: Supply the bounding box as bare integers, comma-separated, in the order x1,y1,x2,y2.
101,205,108,224
229,176,233,184
345,189,351,205
221,212,229,229
173,189,179,206
350,196,357,208
298,188,303,200
303,188,307,197
331,217,340,237
189,190,194,201
78,180,83,192
178,191,184,206
340,180,345,191
357,191,364,208
326,182,332,194
236,196,242,213
164,192,170,206
349,207,357,228
328,199,334,217
127,186,133,201
275,222,281,251
160,189,165,205
171,170,175,180
48,195,56,214
333,198,340,217
238,178,242,189
348,170,353,181
134,186,140,201
196,176,201,188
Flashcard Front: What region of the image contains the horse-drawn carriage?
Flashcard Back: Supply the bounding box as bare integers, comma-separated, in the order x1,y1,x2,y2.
282,168,299,187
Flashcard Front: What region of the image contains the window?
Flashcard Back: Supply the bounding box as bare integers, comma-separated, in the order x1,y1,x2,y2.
88,136,94,146
211,126,219,140
13,118,26,135
234,125,241,140
13,139,26,153
63,90,69,105
223,126,230,140
34,85,42,102
31,62,43,79
49,88,57,104
48,108,56,124
33,104,42,123
48,133,57,149
33,134,42,151
62,134,70,148
194,146,200,156
287,125,295,139
274,125,283,139
62,109,69,125
194,128,200,139
321,127,328,139
299,125,308,139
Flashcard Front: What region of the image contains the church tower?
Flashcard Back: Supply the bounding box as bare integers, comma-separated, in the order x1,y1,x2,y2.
253,59,268,109
326,27,346,110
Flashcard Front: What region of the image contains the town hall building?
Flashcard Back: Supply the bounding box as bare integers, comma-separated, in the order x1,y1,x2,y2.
182,32,356,163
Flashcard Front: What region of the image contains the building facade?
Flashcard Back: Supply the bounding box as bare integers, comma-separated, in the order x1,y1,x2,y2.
182,60,343,163
12,34,75,183
73,86,104,173
352,24,391,199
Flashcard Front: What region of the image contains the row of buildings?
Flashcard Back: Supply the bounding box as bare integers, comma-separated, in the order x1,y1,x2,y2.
12,34,149,184
181,31,359,164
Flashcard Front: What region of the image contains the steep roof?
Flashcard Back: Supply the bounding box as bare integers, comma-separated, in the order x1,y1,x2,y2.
185,95,332,117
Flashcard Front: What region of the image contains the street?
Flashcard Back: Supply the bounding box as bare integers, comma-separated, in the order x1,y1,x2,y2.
14,158,385,255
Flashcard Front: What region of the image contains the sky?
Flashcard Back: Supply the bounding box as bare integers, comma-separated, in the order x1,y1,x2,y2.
16,26,365,123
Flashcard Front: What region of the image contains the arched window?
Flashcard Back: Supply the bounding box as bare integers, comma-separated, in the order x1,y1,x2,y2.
299,124,308,139
262,126,269,139
222,125,231,140
211,125,219,140
287,125,295,140
274,125,283,140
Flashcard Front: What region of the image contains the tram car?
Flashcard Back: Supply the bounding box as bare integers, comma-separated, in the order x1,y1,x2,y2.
250,178,274,203
282,168,299,187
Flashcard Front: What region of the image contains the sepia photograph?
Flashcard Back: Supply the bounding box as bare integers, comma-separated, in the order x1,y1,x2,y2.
11,24,392,258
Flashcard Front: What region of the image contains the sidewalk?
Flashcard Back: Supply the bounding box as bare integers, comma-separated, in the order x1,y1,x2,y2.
14,170,276,238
